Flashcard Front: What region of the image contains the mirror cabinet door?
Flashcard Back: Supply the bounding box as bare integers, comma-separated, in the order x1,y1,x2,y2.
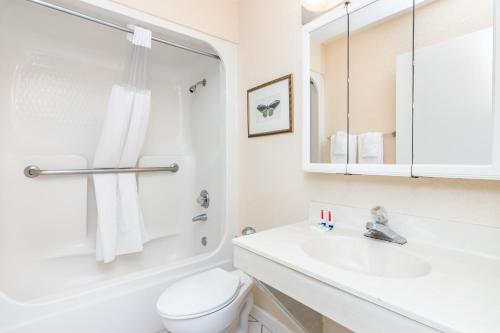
305,0,499,179
413,0,495,174
309,15,348,168
347,0,414,175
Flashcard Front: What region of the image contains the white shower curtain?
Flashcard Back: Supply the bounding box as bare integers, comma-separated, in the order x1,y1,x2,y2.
93,26,152,263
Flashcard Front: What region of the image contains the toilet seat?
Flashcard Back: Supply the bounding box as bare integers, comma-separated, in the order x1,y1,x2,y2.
157,268,241,320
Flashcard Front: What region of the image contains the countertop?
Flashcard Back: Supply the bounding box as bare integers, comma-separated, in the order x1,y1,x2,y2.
233,222,500,333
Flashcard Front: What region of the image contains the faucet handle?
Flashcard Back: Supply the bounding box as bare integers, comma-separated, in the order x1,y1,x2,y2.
197,190,210,208
371,206,388,225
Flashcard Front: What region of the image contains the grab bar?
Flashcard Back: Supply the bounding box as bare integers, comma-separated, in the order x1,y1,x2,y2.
23,164,179,178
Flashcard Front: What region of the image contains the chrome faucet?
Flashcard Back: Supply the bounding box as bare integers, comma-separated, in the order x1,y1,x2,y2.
364,206,407,245
197,190,210,208
192,213,207,222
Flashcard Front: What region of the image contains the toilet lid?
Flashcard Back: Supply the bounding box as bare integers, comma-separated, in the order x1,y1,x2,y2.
157,268,241,320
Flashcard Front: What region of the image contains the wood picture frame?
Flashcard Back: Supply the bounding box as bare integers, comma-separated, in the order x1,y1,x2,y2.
247,74,294,137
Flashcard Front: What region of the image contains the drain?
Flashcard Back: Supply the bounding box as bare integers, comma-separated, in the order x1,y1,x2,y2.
201,236,207,246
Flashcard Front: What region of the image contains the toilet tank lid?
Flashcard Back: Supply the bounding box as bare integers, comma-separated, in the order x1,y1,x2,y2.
157,268,241,319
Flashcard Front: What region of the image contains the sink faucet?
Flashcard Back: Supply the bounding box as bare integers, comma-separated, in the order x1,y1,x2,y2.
364,206,407,245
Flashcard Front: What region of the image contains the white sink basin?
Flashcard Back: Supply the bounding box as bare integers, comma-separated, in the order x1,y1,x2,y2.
301,237,431,278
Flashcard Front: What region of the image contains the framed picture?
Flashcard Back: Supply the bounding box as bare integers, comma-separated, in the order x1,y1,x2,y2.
247,74,293,137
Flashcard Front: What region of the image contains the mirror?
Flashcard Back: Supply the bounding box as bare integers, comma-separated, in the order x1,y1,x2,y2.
413,0,494,166
309,15,349,165
303,0,500,179
348,0,413,167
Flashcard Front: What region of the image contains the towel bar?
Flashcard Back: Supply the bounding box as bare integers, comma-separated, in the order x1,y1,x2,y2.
23,164,179,178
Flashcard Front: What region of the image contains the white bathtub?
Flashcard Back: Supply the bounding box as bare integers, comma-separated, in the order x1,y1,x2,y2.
0,0,237,331
0,251,234,332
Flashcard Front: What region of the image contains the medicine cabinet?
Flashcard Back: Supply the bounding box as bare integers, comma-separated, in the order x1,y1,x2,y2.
302,0,500,179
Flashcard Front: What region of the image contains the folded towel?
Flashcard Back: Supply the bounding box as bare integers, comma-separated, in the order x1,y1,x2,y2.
358,132,384,164
330,131,357,163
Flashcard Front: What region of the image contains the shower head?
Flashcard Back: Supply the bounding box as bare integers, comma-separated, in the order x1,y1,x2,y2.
189,79,207,93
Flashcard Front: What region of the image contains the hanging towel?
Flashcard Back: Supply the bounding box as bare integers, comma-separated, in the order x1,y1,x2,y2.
330,131,357,163
93,26,152,263
358,132,384,164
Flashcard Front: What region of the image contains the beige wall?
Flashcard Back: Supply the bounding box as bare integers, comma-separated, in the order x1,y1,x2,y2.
237,0,500,330
310,39,326,74
111,0,239,43
238,17,500,227
238,0,310,234
323,36,347,163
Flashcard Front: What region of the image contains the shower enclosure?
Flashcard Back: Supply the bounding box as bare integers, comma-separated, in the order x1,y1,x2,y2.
0,0,236,332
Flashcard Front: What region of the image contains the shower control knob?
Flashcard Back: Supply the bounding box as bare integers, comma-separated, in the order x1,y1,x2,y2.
197,190,210,208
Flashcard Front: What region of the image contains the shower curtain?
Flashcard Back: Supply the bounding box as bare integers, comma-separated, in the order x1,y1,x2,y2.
93,26,152,263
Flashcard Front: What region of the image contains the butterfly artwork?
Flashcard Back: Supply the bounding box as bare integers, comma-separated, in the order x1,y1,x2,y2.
247,74,293,137
256,100,280,118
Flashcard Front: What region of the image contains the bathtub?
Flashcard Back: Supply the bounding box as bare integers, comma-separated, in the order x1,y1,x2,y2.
0,0,237,331
0,251,234,332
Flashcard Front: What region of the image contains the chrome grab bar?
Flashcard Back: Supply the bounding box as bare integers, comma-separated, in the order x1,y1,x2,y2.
24,164,179,178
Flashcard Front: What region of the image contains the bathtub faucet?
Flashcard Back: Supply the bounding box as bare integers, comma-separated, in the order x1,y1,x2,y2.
192,213,207,222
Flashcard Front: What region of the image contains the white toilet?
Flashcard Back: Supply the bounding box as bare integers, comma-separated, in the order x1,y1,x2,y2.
157,268,254,333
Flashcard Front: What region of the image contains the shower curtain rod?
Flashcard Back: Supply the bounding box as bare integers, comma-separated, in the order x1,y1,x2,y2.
26,0,221,60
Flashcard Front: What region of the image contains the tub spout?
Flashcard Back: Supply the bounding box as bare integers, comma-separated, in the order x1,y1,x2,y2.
192,213,207,222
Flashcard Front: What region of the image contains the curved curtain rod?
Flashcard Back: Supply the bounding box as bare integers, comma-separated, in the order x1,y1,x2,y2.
26,0,221,60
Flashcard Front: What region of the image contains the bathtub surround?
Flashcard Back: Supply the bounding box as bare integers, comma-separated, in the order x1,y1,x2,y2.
93,25,152,263
0,0,236,330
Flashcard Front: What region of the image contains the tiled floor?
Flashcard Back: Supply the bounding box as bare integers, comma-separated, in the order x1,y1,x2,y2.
248,314,273,333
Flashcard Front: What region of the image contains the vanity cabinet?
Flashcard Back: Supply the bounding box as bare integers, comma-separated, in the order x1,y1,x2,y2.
302,0,500,179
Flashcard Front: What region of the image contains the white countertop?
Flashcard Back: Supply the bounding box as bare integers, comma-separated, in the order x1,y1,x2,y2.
233,221,500,333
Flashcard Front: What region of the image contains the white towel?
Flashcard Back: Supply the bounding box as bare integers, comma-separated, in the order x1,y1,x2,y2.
330,131,357,163
358,132,384,164
93,27,152,263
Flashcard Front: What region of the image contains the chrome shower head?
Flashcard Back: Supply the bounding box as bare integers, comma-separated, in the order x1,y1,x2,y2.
189,79,207,93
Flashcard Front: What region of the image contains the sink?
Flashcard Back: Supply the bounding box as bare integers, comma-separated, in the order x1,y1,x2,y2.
301,237,431,278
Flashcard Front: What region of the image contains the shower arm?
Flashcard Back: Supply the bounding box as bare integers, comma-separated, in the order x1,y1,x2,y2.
23,164,179,178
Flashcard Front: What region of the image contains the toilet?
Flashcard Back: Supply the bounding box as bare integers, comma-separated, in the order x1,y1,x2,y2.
157,268,254,333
